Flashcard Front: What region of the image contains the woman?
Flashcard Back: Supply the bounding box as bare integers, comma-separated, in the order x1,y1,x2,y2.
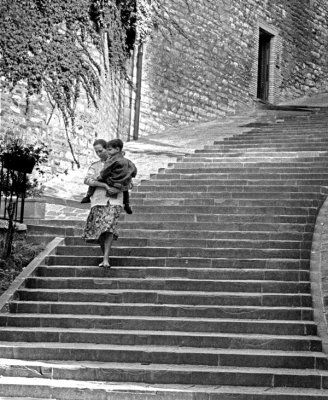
82,139,124,268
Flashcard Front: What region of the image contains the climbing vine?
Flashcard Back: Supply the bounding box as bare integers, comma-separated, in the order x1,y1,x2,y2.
0,0,190,166
0,0,137,166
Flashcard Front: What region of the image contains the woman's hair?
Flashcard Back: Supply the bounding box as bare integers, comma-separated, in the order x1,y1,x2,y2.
93,139,107,148
107,138,123,151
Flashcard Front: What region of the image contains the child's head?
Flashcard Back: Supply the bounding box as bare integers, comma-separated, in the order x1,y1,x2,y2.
107,139,123,156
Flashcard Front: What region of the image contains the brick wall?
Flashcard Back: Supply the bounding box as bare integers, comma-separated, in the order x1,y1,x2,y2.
139,0,328,135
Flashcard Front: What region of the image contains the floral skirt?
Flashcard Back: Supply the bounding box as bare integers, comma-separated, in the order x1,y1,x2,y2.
82,204,123,243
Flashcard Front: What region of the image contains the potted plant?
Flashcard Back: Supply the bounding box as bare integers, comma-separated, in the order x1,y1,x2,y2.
0,137,48,175
2,152,36,174
0,134,50,220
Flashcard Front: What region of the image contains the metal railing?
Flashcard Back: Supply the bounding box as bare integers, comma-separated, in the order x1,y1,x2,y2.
0,159,27,224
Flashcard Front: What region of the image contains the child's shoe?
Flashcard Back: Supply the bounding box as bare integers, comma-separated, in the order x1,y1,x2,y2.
81,195,91,204
124,204,133,214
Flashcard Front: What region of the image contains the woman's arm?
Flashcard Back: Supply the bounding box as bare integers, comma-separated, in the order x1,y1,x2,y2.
84,163,112,190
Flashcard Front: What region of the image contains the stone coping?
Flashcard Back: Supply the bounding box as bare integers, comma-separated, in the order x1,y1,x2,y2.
23,196,89,208
22,196,89,210
0,237,64,313
310,192,328,354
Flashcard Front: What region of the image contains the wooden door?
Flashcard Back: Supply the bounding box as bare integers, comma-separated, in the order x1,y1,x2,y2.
257,30,272,102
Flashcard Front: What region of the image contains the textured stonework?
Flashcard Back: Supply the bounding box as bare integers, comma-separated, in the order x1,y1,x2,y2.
1,1,328,172
140,0,328,134
0,73,126,174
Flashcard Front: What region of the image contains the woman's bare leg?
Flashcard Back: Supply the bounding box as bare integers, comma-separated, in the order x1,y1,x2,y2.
102,232,114,267
98,235,105,254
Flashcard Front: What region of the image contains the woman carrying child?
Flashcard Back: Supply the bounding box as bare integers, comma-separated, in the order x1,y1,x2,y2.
82,138,136,268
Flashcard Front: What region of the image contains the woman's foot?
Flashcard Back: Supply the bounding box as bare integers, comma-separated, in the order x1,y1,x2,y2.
100,259,111,268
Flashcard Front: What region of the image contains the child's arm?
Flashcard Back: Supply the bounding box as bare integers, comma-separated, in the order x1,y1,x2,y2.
84,163,111,190
99,158,115,180
128,160,137,178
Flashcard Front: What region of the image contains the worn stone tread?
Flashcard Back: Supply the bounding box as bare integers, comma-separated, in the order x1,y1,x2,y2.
0,341,324,356
0,326,319,340
15,288,313,296
1,378,328,399
2,379,328,400
1,358,328,375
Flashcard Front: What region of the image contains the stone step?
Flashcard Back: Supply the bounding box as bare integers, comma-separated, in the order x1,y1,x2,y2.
0,397,44,400
132,191,324,200
0,342,326,369
195,145,327,151
120,213,316,225
140,178,328,186
221,140,328,147
234,130,328,136
55,245,311,260
62,236,312,249
216,145,328,151
214,135,328,141
27,225,76,236
185,151,327,158
220,134,328,139
155,171,328,180
2,372,328,397
228,142,327,148
28,226,313,242
242,128,328,133
37,265,310,280
201,146,328,152
166,167,327,175
0,314,316,336
123,205,317,216
168,161,328,169
135,184,323,193
177,156,328,163
25,276,311,294
27,234,59,246
224,134,328,139
95,230,314,241
0,327,320,351
33,220,316,234
46,256,309,271
15,289,312,307
9,301,313,321
132,198,321,208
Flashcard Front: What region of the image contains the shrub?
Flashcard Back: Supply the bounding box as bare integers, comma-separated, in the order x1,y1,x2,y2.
0,236,44,294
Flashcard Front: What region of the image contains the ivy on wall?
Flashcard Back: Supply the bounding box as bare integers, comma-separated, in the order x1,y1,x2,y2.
0,0,190,166
0,0,137,166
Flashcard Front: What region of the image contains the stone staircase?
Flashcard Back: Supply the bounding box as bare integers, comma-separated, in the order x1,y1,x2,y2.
1,109,328,398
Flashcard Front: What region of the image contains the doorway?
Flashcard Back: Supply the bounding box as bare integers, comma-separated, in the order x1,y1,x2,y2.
257,29,273,102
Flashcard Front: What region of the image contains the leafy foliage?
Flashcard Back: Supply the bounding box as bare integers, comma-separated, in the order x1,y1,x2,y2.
0,0,137,157
0,0,189,167
0,237,44,290
0,131,49,197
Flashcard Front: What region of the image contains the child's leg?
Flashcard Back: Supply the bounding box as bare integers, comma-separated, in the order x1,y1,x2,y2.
123,190,132,214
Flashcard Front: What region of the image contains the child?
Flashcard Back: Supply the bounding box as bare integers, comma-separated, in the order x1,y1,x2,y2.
81,139,137,214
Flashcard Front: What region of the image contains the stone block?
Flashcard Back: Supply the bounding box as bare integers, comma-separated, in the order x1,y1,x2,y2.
24,198,46,220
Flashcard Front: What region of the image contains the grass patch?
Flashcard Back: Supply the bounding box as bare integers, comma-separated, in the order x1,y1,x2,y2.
0,237,44,294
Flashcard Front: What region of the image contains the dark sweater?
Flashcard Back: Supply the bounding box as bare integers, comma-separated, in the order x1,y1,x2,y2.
100,152,137,191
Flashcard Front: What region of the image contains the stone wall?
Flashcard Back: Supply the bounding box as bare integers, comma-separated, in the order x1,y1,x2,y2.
1,0,328,172
0,72,127,174
139,0,328,135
